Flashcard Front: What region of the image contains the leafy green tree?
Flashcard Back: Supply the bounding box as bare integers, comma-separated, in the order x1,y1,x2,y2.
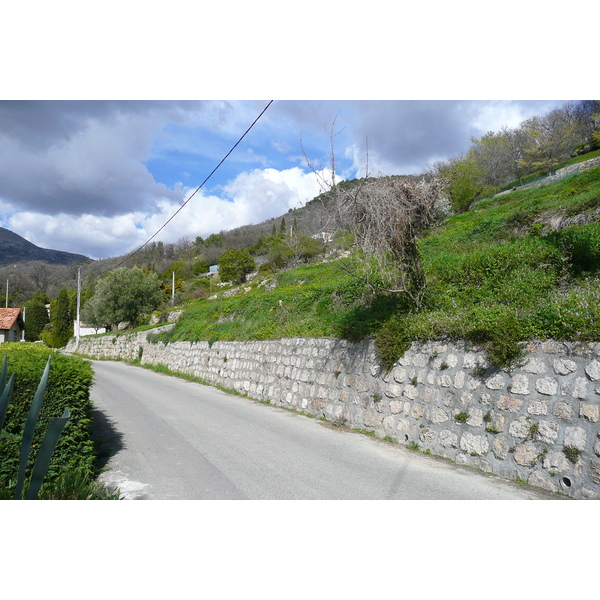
205,233,224,247
23,295,50,342
436,152,491,212
81,267,164,330
40,287,74,347
218,249,256,283
519,110,580,175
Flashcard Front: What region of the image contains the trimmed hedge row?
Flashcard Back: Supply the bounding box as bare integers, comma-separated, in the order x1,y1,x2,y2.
0,343,95,495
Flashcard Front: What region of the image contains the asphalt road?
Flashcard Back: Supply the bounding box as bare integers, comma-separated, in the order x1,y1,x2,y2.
89,359,561,500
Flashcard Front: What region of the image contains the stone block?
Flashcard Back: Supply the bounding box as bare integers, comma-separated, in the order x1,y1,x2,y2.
439,429,458,449
586,360,600,381
467,407,484,427
392,367,407,383
537,420,559,444
580,402,600,422
589,459,600,484
498,395,524,412
390,400,403,414
510,374,530,395
459,432,490,456
508,416,531,441
454,371,465,389
411,403,425,419
524,358,547,374
553,401,574,421
422,386,440,403
528,471,557,493
535,377,558,396
492,435,511,460
437,374,453,388
430,406,449,424
514,443,539,466
553,358,578,376
543,450,571,473
564,426,587,450
419,427,436,444
527,400,548,415
403,385,418,400
486,373,507,390
385,383,403,398
572,377,588,399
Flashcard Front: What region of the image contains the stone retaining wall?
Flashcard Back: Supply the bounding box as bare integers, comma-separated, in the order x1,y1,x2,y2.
495,156,600,197
68,332,600,499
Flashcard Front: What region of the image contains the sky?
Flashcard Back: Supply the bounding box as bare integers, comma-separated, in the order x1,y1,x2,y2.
0,98,570,259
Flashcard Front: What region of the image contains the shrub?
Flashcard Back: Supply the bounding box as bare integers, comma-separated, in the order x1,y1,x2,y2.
546,222,600,275
0,344,95,496
375,315,411,372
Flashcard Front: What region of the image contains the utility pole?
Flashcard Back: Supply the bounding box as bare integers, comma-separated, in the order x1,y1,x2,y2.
75,267,81,350
5,279,7,308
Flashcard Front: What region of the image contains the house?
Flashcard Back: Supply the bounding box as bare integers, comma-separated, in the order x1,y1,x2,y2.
0,308,25,344
311,226,336,243
73,320,106,336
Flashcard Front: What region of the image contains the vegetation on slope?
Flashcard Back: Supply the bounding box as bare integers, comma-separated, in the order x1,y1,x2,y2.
150,165,600,370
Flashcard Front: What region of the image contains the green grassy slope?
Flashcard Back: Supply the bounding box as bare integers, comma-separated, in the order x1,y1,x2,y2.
151,165,600,369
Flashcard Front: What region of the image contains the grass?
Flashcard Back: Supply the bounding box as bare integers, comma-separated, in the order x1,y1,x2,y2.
146,165,600,370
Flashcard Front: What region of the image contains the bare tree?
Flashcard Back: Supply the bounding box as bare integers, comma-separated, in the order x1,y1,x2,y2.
304,121,450,308
334,176,450,308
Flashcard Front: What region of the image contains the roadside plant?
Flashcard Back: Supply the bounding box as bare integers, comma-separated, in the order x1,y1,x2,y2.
0,354,70,500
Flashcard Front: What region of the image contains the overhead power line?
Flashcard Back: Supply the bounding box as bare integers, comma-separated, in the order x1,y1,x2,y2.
110,99,274,271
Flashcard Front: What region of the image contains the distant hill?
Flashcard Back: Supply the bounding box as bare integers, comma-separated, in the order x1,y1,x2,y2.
0,227,90,266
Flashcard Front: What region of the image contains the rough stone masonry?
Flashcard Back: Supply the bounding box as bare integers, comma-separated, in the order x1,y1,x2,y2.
68,331,600,499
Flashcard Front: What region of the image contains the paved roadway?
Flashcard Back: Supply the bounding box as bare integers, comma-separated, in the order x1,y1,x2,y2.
89,359,561,500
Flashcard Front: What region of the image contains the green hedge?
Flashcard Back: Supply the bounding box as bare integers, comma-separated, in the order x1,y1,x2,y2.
0,343,95,495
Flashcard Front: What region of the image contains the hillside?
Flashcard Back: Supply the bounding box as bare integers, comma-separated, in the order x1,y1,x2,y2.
149,164,600,370
0,226,90,266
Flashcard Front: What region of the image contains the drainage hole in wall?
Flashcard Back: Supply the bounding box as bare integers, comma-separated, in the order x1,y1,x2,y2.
562,477,572,488
405,435,409,442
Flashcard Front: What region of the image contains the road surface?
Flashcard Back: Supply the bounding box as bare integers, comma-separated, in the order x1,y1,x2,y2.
89,359,562,500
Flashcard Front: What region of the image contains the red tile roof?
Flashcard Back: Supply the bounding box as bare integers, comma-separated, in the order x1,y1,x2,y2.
0,308,22,330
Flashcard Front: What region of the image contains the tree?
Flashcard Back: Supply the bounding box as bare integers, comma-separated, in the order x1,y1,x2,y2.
218,249,255,284
303,121,450,308
433,152,488,212
333,176,450,308
40,287,74,347
519,108,580,175
23,294,50,342
81,267,164,330
470,129,514,187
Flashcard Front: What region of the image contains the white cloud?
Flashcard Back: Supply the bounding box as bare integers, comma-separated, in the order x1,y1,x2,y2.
6,166,327,259
470,100,565,134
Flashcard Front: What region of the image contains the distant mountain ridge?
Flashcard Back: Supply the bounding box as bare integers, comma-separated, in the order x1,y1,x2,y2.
0,226,90,266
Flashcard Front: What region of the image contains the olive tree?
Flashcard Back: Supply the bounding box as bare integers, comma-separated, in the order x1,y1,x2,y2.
82,266,164,330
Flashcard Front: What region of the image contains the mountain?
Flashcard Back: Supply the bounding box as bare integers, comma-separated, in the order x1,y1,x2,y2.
0,227,90,266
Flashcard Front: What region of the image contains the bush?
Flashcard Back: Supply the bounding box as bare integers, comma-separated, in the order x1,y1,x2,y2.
375,315,412,373
546,222,600,274
0,344,95,496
